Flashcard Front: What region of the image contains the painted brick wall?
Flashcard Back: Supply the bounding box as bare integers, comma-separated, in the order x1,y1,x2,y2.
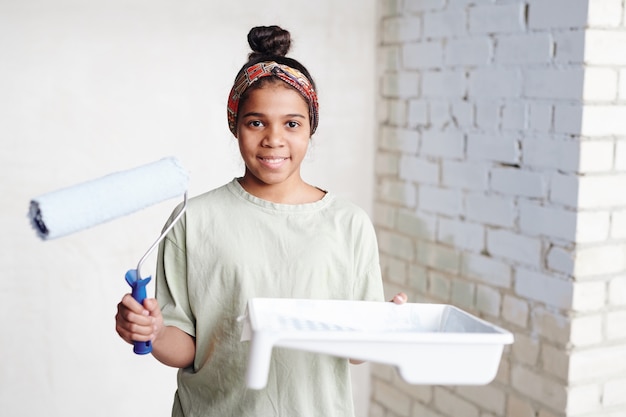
373,0,626,416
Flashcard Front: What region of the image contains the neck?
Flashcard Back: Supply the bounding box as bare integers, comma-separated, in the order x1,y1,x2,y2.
238,175,325,204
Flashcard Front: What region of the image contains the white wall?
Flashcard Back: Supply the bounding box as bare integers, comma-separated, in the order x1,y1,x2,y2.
0,1,376,416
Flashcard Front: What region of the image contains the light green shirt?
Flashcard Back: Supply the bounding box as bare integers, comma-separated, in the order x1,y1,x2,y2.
156,179,384,417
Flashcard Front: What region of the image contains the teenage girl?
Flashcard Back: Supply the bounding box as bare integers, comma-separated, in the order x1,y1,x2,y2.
116,25,407,417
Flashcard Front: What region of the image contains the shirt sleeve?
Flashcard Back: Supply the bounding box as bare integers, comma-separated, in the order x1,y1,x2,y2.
350,208,385,302
155,214,196,337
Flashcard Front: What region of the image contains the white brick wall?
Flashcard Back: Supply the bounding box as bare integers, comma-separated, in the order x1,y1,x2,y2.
372,0,626,417
374,0,626,416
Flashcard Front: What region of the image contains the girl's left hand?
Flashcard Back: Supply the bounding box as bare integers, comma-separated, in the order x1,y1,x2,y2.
390,292,408,304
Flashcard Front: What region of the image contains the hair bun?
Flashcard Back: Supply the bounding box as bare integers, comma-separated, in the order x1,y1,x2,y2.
247,25,291,60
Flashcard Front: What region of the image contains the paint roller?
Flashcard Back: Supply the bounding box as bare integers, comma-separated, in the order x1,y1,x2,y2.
28,156,189,355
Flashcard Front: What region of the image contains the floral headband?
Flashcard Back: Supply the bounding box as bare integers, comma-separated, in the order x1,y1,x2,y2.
227,61,319,136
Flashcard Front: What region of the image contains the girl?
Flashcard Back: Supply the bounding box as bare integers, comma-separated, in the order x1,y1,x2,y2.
116,25,406,417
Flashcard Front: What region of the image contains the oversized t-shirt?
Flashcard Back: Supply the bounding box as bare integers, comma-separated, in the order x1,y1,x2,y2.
155,179,385,417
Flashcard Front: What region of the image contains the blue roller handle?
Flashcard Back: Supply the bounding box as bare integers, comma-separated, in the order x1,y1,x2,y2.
125,269,152,355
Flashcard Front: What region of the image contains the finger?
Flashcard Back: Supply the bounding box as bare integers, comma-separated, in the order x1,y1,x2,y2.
390,292,407,304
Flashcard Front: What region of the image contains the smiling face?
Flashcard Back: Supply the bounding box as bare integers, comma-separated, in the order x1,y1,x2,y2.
235,81,314,201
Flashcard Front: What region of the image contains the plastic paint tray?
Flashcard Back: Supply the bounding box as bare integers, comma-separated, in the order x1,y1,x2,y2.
240,298,514,390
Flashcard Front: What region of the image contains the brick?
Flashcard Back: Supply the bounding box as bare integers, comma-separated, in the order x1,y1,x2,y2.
384,256,409,285
575,244,626,277
549,172,578,208
403,41,444,69
380,126,420,153
487,230,542,267
376,152,400,176
404,0,446,12
422,70,466,98
523,136,579,172
572,280,606,312
450,278,475,309
429,100,452,128
609,277,626,306
553,103,583,135
507,393,536,417
566,384,602,415
451,100,473,127
510,365,567,410
476,284,501,316
411,402,443,417
399,155,439,184
407,99,428,127
546,245,574,275
433,387,480,417
469,68,522,98
467,133,520,164
569,345,626,382
604,377,626,407
374,204,396,232
528,0,589,30
372,380,412,415
417,241,461,274
408,264,428,295
379,45,401,72
396,209,437,240
518,202,576,242
524,68,584,100
421,129,465,158
456,384,506,415
577,211,611,243
445,37,491,66
529,102,553,132
423,9,467,38
495,33,553,65
429,270,452,301
381,71,420,98
502,294,529,328
385,98,408,126
438,218,485,252
583,68,618,101
570,315,603,346
578,175,626,209
553,29,586,64
501,102,526,130
378,229,415,261
542,343,569,380
468,3,526,34
475,100,500,130
581,105,626,136
607,309,626,340
379,179,418,207
512,333,540,366
579,140,615,173
465,192,516,228
461,252,513,288
611,209,626,239
515,268,573,309
588,0,623,27
418,185,463,216
491,167,547,199
616,140,626,171
381,16,422,43
585,30,626,65
441,160,489,191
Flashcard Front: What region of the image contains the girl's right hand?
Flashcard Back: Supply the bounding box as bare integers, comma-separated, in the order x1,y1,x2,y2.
115,294,164,346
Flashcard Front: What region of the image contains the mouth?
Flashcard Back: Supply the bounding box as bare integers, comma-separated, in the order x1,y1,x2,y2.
257,156,289,167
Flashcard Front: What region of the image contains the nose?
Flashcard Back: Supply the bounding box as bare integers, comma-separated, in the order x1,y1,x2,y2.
262,124,284,147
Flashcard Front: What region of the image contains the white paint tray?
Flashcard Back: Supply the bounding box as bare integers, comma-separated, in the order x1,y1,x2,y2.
239,298,514,389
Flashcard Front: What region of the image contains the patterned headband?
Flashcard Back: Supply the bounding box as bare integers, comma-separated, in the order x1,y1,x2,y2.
227,61,319,136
